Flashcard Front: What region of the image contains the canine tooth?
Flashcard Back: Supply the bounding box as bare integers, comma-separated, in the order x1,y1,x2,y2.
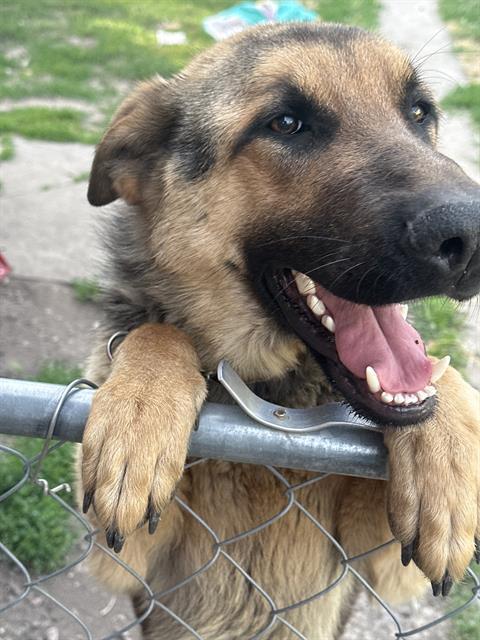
366,366,381,393
295,273,315,295
307,294,326,316
394,393,405,405
400,304,408,320
424,385,436,397
430,356,451,384
381,392,394,404
321,315,335,332
416,390,428,402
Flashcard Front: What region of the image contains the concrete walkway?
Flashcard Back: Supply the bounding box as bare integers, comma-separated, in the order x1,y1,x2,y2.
0,137,102,376
1,136,99,281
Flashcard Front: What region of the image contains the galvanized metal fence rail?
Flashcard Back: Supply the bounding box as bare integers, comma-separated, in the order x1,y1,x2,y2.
0,375,479,639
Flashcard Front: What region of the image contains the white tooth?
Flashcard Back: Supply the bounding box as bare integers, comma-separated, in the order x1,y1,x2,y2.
307,294,326,316
416,390,428,402
424,385,436,397
381,392,394,404
295,272,315,295
404,394,418,405
394,393,405,405
307,294,318,311
400,304,408,320
365,366,381,393
430,356,451,384
321,314,335,332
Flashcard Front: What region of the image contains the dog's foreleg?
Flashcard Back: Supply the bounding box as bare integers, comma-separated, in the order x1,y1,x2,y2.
385,360,480,595
80,323,206,558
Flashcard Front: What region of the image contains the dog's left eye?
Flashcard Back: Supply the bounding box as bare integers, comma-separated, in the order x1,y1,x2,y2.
409,103,430,125
269,115,304,135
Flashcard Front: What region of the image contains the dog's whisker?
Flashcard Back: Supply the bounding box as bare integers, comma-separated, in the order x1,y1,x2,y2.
356,265,377,300
418,68,462,86
326,261,367,290
413,44,453,69
256,234,351,247
304,257,353,277
410,27,449,65
270,255,352,303
412,40,452,69
371,269,388,301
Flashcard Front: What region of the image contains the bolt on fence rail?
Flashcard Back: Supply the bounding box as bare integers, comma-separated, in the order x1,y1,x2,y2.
0,375,479,639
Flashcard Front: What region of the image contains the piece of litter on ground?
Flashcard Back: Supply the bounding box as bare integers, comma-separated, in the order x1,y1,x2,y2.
156,29,187,46
0,253,12,281
99,594,117,617
204,0,318,41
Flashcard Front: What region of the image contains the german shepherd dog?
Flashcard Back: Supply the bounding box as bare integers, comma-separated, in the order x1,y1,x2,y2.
80,23,480,638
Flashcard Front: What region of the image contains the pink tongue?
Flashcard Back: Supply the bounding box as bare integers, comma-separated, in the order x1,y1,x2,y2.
316,285,432,393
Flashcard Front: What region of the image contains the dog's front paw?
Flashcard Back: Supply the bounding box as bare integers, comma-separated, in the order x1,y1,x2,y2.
81,373,205,553
385,364,480,596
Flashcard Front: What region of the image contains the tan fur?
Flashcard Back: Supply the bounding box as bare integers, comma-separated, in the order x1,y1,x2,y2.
385,361,480,582
79,23,480,639
80,325,206,556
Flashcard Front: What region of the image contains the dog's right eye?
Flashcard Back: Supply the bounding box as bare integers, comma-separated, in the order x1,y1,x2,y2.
269,115,303,135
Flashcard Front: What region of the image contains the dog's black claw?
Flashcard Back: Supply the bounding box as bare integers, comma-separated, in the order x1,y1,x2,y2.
106,528,116,549
442,572,453,597
475,538,480,564
401,541,415,567
113,530,125,553
82,491,93,514
431,580,442,597
148,511,161,535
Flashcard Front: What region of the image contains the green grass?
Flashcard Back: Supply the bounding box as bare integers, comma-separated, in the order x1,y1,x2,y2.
0,107,99,144
0,134,14,160
0,439,77,574
0,362,82,574
412,297,467,373
33,362,82,384
72,170,90,183
443,84,480,129
0,0,379,142
0,0,379,102
450,564,480,640
439,0,480,45
71,277,100,303
314,0,379,28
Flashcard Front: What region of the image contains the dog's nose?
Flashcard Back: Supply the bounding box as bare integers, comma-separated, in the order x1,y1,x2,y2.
404,199,480,297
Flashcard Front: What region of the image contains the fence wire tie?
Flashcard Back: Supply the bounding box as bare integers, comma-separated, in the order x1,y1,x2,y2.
31,378,98,483
106,330,129,361
35,478,72,496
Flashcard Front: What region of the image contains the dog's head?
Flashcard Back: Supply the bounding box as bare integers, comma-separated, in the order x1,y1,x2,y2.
88,23,480,426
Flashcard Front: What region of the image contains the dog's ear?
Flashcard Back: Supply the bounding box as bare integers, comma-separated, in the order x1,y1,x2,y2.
88,77,177,206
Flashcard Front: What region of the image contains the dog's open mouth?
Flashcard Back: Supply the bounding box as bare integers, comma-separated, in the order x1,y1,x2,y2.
266,269,450,426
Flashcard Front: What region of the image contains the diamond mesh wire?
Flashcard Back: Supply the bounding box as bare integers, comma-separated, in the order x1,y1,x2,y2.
1,380,479,639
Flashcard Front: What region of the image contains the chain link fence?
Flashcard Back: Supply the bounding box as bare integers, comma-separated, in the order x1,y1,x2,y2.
1,375,479,639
